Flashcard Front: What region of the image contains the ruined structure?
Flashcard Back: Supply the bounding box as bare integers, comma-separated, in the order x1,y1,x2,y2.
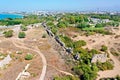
91,53,107,63
0,54,12,68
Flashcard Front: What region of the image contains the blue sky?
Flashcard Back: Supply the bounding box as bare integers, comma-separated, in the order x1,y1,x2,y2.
0,0,120,12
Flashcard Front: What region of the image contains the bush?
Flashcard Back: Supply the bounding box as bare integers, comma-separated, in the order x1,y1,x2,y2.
96,61,114,71
51,27,58,35
18,32,26,38
73,40,86,48
3,30,13,38
42,34,47,38
73,64,98,80
54,76,79,80
101,45,108,51
21,25,27,31
25,54,33,60
59,35,74,48
57,21,68,28
46,21,54,26
95,23,104,28
90,49,99,54
77,22,90,29
116,75,120,80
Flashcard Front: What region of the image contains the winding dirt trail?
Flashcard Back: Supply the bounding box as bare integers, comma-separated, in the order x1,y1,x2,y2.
10,38,74,80
47,64,74,76
10,38,47,80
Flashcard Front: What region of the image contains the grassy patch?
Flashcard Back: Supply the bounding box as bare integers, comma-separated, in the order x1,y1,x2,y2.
82,27,104,31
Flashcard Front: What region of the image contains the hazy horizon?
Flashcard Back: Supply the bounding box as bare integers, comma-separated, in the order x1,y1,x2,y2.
0,0,120,12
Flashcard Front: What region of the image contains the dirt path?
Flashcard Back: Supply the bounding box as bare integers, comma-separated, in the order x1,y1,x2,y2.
97,48,120,80
10,38,74,80
47,64,74,76
10,38,47,80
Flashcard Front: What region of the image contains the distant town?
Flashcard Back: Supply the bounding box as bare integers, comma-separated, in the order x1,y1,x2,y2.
1,10,120,16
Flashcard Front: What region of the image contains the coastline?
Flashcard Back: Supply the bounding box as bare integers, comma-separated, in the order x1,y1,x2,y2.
0,13,23,20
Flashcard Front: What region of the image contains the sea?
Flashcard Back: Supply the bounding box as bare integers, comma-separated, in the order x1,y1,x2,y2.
0,13,23,20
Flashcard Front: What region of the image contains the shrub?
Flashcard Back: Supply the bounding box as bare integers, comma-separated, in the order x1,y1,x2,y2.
96,61,114,71
46,21,54,26
95,23,104,28
57,21,68,28
73,64,98,80
59,35,74,48
25,54,33,60
73,40,86,48
18,32,26,38
42,34,47,38
101,45,108,51
54,76,79,80
90,49,99,54
21,25,27,31
51,27,58,35
116,75,120,80
3,30,13,38
77,22,90,29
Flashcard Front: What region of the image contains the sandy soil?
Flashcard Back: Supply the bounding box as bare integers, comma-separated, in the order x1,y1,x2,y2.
0,26,72,80
72,26,120,79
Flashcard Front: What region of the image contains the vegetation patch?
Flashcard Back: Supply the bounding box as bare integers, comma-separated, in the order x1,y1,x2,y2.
101,45,108,52
21,25,27,31
3,30,13,38
53,75,79,80
96,61,114,71
18,32,26,38
25,54,33,60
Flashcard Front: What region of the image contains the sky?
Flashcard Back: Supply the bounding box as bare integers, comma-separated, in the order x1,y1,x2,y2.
0,0,120,12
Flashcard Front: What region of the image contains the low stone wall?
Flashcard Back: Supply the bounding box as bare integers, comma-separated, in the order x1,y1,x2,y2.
42,22,73,54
